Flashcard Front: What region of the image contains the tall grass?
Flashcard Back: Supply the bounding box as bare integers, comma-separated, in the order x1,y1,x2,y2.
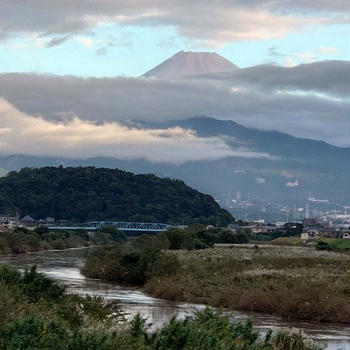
145,246,350,323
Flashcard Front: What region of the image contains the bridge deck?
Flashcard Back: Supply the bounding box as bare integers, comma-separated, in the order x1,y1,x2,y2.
49,221,172,232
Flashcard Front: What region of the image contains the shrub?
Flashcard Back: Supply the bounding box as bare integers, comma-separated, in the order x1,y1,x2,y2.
216,230,249,244
149,308,321,350
21,266,66,302
0,316,68,350
34,225,50,236
0,265,22,286
13,226,29,234
97,226,126,243
82,246,180,286
316,241,331,251
134,234,170,252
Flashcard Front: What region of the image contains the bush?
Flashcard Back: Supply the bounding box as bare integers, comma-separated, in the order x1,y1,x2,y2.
13,226,29,234
0,265,66,303
34,225,50,236
165,229,186,249
134,234,170,252
0,316,68,350
316,241,331,251
82,246,180,286
0,265,22,286
149,308,321,350
0,315,114,350
97,226,126,243
216,230,250,244
163,226,212,250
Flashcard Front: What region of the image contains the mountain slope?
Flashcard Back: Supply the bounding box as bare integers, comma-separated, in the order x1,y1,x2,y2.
139,117,349,205
164,117,348,167
0,166,232,225
142,51,238,79
0,117,348,208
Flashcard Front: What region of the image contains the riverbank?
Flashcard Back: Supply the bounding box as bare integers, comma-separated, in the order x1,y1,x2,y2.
83,244,350,324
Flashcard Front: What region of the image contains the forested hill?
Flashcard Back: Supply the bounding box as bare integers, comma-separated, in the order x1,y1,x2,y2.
0,167,233,225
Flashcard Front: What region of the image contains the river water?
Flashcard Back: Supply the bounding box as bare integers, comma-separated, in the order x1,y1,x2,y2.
0,248,349,350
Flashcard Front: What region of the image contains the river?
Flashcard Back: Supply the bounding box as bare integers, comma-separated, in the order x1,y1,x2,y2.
0,248,349,350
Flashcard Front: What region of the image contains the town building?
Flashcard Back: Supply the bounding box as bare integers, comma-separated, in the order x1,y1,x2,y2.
0,215,18,229
19,215,36,227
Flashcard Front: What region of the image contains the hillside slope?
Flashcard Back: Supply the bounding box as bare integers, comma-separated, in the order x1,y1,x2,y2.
0,167,232,225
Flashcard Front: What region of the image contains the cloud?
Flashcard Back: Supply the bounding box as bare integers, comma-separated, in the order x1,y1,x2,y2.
199,60,349,98
268,47,287,58
0,97,277,163
0,59,348,147
0,1,348,46
11,35,47,49
283,57,298,67
45,35,71,48
317,46,339,55
277,47,341,66
294,52,315,63
94,36,131,56
96,47,107,56
74,37,93,48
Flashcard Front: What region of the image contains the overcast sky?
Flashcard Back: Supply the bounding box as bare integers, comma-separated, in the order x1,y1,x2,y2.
0,1,349,162
0,0,349,76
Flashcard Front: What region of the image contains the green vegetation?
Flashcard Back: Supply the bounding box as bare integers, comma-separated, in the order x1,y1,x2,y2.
82,226,252,284
0,225,128,254
83,243,350,324
157,225,250,250
269,237,303,246
0,229,90,254
82,245,179,285
316,238,350,251
0,264,322,350
0,166,233,225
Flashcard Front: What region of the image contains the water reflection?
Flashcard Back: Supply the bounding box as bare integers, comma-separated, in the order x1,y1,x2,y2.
0,248,348,350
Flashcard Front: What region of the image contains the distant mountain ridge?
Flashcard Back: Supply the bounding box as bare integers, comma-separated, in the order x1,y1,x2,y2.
0,117,348,206
142,51,238,79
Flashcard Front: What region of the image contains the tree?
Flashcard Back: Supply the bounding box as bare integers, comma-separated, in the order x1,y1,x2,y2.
97,226,126,242
0,167,234,224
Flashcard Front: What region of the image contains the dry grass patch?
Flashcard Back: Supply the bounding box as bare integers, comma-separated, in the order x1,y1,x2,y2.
145,246,350,323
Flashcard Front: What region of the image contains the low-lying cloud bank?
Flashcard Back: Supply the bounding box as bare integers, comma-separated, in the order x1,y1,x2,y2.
0,59,348,147
196,60,349,98
0,98,277,163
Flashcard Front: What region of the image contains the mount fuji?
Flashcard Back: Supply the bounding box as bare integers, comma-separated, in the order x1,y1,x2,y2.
142,51,238,79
